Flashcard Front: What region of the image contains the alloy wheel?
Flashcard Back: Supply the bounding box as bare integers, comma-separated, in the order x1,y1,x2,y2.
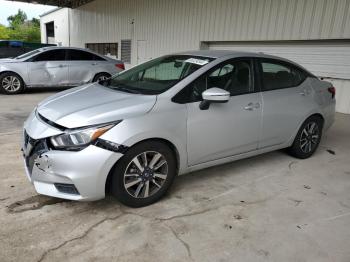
97,75,108,82
123,151,168,198
299,121,320,153
2,76,21,92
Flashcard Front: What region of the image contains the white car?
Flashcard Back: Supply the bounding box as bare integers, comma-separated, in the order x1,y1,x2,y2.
0,46,124,94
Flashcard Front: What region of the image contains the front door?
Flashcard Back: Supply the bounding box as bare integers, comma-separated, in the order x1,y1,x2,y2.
27,49,68,86
185,58,262,166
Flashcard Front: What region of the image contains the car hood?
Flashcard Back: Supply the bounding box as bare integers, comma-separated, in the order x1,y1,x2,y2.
0,58,20,63
37,83,157,128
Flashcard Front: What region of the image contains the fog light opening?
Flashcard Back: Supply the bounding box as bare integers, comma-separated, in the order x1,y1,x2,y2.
54,183,80,195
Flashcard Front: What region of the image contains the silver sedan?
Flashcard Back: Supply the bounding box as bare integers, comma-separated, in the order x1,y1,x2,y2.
22,50,335,207
0,47,124,94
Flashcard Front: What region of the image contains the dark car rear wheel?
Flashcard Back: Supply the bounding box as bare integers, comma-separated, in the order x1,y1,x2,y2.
288,115,323,159
0,72,25,95
111,141,177,207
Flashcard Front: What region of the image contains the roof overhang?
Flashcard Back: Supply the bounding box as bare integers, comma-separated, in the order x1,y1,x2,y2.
6,0,95,8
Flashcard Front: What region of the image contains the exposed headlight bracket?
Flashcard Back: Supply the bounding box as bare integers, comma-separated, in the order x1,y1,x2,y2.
94,138,129,154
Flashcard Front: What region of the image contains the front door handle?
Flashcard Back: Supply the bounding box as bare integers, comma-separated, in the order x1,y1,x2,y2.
58,64,66,68
244,103,254,111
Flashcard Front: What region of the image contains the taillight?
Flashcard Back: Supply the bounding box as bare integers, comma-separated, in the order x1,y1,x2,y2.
328,86,336,98
115,63,125,70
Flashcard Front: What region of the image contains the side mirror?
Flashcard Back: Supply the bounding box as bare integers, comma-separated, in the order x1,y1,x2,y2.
200,87,230,110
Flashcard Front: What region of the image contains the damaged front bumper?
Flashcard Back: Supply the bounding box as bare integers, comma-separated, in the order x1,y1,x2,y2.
22,112,123,201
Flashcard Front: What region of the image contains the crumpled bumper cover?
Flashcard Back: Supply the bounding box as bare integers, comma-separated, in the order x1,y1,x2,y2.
22,110,124,201
23,141,123,201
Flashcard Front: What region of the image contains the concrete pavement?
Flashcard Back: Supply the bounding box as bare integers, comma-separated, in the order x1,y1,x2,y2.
0,90,349,262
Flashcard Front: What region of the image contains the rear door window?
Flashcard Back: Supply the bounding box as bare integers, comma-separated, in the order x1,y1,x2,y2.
67,50,94,61
260,59,307,91
67,49,105,61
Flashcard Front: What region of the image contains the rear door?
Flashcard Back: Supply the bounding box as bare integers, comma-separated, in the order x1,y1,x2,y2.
27,49,68,86
258,58,315,148
66,49,105,85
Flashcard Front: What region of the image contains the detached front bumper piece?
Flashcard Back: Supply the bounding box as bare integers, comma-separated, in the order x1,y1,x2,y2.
22,130,123,201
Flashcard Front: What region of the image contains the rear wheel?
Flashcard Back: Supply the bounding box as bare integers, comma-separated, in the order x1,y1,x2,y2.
111,141,177,207
0,72,25,94
288,116,323,159
93,73,110,82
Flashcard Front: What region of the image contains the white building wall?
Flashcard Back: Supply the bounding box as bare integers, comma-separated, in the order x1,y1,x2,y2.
40,8,70,46
326,78,350,114
68,0,350,65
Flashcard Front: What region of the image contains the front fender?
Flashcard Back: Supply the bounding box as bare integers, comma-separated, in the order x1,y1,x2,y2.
0,63,29,84
100,104,188,174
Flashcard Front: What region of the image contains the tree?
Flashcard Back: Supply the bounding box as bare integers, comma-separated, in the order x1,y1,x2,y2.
0,24,10,40
31,18,40,28
7,9,27,29
1,10,41,43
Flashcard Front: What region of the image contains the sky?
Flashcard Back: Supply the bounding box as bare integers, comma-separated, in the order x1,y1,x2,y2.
0,0,56,26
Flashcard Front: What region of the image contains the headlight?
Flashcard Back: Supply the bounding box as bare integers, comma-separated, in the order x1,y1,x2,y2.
50,122,119,150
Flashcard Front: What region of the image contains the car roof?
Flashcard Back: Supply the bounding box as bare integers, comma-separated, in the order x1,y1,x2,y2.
176,49,312,74
177,49,290,60
32,46,120,61
38,46,95,53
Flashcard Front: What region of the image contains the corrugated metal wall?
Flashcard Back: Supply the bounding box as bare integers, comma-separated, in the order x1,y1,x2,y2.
69,0,350,65
207,41,350,79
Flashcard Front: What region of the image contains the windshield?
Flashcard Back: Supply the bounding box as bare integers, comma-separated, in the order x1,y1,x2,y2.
16,49,41,60
107,55,214,95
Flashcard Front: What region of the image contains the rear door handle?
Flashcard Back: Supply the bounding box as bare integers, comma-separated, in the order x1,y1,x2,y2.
244,102,260,111
58,64,67,68
300,89,311,96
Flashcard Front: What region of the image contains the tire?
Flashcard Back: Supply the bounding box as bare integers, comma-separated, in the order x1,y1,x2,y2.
111,141,177,207
288,115,323,159
92,73,110,82
0,72,25,95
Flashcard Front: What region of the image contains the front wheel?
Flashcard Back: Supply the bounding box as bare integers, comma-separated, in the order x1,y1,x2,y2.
111,141,177,207
288,116,323,159
0,72,25,94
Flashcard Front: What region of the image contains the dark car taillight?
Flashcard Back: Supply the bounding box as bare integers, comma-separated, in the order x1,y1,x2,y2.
328,86,336,98
115,63,125,70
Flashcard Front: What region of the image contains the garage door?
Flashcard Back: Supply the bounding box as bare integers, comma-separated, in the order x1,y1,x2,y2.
207,41,350,80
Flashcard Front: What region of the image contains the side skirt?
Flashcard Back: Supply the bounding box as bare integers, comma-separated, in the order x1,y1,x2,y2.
181,142,292,175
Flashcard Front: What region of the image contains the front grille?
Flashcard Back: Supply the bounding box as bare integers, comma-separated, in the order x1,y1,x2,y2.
23,130,48,175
